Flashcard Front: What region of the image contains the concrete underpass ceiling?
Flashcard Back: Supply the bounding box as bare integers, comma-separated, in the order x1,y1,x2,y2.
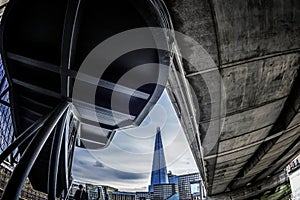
165,0,300,195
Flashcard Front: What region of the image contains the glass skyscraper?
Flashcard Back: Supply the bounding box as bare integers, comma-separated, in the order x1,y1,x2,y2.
149,127,169,192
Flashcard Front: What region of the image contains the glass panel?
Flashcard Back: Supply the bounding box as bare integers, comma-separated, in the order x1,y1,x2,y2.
0,58,14,154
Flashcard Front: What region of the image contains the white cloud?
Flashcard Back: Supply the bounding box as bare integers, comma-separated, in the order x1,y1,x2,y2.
72,91,198,191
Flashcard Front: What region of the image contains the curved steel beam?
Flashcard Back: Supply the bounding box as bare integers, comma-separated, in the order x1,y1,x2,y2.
60,112,72,197
48,109,69,200
0,115,48,164
1,102,70,200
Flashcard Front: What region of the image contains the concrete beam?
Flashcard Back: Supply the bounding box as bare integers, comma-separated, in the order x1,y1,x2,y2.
207,172,289,200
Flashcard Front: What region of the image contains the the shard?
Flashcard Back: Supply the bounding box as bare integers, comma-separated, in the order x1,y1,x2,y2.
149,127,169,192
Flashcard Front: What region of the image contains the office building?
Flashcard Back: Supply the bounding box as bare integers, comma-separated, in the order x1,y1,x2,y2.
178,173,201,200
168,171,179,185
153,183,178,200
112,191,136,200
136,192,151,200
148,127,169,192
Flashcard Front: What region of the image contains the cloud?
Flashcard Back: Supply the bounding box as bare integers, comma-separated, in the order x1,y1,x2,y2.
72,91,198,191
94,161,105,168
78,160,86,166
112,170,147,180
72,156,149,191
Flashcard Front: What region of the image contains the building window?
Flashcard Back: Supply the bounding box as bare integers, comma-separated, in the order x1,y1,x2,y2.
0,58,14,156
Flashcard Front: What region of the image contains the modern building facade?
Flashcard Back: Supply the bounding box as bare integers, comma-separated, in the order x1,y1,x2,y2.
111,191,136,200
153,183,178,200
168,172,179,185
149,127,169,192
136,192,151,200
178,173,201,200
190,181,206,200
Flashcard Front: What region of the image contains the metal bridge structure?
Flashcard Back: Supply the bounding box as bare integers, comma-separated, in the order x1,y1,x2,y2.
0,0,299,200
0,0,172,199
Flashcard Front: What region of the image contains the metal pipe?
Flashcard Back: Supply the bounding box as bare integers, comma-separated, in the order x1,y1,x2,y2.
68,120,79,176
60,111,71,196
0,76,6,92
0,115,48,164
61,119,79,196
0,87,9,99
64,180,74,200
0,99,10,107
1,102,70,200
48,109,69,200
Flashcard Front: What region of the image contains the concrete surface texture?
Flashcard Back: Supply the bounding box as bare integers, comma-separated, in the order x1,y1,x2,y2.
165,0,300,197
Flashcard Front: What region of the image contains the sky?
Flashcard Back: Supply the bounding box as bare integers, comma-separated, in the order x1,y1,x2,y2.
72,91,199,192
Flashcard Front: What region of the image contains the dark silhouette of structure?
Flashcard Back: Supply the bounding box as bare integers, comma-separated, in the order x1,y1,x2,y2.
0,0,172,199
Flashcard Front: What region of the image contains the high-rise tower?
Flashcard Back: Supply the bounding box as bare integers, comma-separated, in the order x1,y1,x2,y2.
149,127,169,192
